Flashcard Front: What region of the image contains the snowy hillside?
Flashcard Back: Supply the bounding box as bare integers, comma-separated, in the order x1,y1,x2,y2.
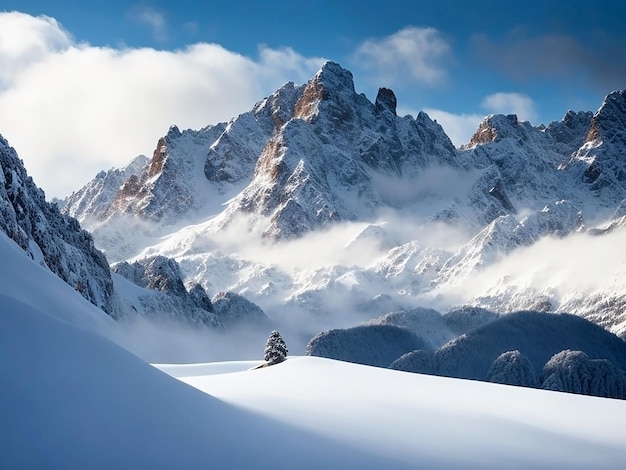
0,230,117,336
163,357,626,469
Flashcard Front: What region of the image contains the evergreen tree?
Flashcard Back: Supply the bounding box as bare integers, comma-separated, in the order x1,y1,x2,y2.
264,330,288,365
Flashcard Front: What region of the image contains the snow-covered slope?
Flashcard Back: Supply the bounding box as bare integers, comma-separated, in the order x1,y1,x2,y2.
0,294,400,469
0,230,117,336
2,133,232,329
63,154,149,222
302,307,626,398
165,357,626,469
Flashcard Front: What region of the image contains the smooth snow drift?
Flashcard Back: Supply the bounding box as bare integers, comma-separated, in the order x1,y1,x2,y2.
158,357,626,469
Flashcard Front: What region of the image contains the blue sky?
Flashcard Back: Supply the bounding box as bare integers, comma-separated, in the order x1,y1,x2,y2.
1,1,625,197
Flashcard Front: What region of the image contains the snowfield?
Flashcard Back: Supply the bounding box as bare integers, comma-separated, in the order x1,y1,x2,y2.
160,357,626,469
2,234,626,470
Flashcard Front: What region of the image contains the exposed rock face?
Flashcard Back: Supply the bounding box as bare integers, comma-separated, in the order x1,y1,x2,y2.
0,135,118,315
109,125,227,222
64,82,309,230
544,110,593,156
584,90,626,144
461,114,581,212
65,64,626,241
463,114,518,147
66,61,467,241
115,256,189,296
63,155,149,222
375,87,397,116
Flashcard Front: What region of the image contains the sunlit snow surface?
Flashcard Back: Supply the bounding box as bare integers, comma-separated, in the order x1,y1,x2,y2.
158,357,626,469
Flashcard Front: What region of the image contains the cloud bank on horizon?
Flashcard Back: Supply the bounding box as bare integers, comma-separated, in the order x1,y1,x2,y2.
0,6,623,199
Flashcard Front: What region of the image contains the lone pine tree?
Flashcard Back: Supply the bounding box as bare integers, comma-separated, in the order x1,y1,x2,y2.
264,330,288,365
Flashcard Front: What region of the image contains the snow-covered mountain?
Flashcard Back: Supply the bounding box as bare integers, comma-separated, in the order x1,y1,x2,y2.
0,132,270,332
563,90,626,203
66,62,470,239
58,61,626,345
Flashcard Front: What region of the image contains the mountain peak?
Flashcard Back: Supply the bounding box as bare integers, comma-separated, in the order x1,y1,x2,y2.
167,125,182,139
464,114,519,147
314,61,355,92
585,89,626,143
293,61,355,120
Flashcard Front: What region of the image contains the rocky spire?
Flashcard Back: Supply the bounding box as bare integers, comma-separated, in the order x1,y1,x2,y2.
375,88,397,116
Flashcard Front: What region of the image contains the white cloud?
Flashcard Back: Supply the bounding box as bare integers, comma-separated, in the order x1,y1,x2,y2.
404,93,537,148
421,108,483,147
0,12,324,198
431,228,626,323
0,12,72,86
352,27,451,86
257,45,326,84
482,92,537,123
131,6,167,42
